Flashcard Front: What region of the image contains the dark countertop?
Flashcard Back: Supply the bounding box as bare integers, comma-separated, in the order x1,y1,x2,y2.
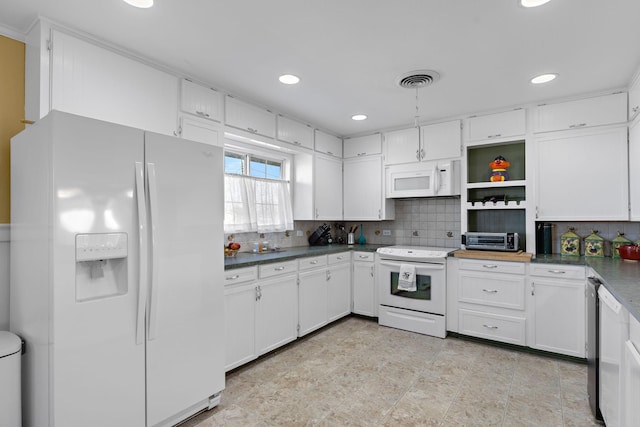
224,244,385,270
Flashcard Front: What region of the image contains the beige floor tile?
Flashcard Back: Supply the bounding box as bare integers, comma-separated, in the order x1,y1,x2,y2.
191,316,597,427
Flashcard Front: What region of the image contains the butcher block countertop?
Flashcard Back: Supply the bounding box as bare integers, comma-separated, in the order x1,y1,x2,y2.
452,249,533,262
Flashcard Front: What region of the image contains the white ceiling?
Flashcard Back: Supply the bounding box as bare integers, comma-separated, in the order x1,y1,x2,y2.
2,0,640,137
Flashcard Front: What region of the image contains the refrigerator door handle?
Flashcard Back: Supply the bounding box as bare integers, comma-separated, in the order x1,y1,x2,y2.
147,162,160,341
135,162,149,345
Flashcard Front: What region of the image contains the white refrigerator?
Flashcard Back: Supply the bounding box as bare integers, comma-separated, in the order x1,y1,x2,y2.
10,110,225,427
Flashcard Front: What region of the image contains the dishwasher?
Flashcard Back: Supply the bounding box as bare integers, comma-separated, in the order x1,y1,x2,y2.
598,285,629,427
587,276,602,422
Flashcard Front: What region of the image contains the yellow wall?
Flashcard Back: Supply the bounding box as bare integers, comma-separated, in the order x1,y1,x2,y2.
0,35,25,223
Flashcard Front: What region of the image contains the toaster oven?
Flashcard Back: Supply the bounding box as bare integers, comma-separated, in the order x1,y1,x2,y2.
462,232,519,252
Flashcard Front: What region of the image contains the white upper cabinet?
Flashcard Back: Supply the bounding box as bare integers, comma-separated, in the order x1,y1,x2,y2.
466,109,526,141
343,133,382,158
314,130,342,158
276,115,314,150
535,125,629,221
630,118,640,221
343,155,394,221
533,92,627,133
383,128,420,165
179,115,222,147
50,29,178,136
180,79,223,123
629,74,640,121
314,154,343,220
225,96,276,139
421,120,462,160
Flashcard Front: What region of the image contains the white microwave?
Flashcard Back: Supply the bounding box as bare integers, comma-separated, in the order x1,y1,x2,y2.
385,160,460,198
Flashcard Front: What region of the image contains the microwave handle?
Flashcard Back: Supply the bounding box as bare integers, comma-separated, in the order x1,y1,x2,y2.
433,163,440,195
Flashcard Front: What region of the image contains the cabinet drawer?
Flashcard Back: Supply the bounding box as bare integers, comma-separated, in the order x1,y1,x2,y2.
458,258,525,275
529,264,585,280
458,309,526,345
459,272,525,310
328,252,351,264
223,266,257,286
353,251,374,262
298,255,328,271
259,260,298,278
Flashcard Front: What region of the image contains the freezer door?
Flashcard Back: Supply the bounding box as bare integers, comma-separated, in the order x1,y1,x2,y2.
49,112,147,426
144,132,225,426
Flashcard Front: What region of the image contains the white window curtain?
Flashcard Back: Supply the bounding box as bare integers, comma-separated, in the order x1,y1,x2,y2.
224,174,293,233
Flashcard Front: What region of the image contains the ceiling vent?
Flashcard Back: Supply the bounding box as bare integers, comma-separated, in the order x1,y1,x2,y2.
396,70,440,89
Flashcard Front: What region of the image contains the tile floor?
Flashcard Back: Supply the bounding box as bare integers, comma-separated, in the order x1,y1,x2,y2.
185,316,601,426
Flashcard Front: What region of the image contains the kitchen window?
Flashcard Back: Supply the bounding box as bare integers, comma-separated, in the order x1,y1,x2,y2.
223,148,293,233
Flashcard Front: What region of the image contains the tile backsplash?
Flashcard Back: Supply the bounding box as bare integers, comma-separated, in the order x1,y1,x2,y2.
225,198,461,251
542,221,640,257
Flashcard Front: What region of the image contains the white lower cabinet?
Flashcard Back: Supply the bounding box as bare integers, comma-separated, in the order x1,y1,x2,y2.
223,264,298,372
352,252,377,317
298,256,329,336
327,253,352,322
455,259,527,345
528,264,586,358
622,315,640,427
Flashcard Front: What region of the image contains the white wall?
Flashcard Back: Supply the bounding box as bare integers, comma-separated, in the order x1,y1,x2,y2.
0,224,9,330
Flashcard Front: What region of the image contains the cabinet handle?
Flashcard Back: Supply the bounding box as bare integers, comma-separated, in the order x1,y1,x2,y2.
255,286,260,301
315,209,319,219
336,256,344,260
483,324,499,329
420,148,425,160
569,123,587,128
357,152,367,156
274,266,285,271
548,270,566,274
416,149,421,160
487,134,502,139
293,141,301,145
482,264,498,269
327,151,334,155
310,260,318,265
225,274,240,281
370,266,374,277
326,271,331,281
531,282,535,296
359,255,369,259
196,110,210,118
247,127,258,134
482,288,498,293
633,106,639,113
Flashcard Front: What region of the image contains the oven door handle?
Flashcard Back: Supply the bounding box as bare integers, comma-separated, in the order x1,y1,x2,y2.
378,260,445,270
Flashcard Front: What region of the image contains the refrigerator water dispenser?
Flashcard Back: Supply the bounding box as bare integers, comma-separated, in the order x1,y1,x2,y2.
75,233,128,301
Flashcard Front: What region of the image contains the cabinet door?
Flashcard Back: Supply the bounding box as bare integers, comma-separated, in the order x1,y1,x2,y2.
315,130,342,157
353,261,376,317
179,115,222,147
630,75,640,121
50,29,178,136
298,268,328,336
383,128,420,165
535,125,629,220
534,92,627,133
314,154,343,220
343,134,382,158
292,151,314,220
421,120,461,161
528,278,586,358
224,283,257,371
277,115,314,150
327,262,351,322
630,119,640,221
225,96,276,139
344,155,394,220
180,79,223,122
466,109,525,141
255,274,298,355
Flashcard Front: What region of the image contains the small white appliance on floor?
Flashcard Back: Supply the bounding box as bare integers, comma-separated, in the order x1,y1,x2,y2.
377,246,452,338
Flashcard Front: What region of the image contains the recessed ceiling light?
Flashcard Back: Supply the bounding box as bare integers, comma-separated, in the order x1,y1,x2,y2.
278,74,300,85
351,114,367,121
531,73,558,84
123,0,154,8
520,0,551,7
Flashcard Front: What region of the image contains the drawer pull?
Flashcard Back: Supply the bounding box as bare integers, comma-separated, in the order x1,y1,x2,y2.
482,264,498,269
336,256,344,260
548,270,565,274
482,289,498,293
483,324,499,330
274,266,286,271
359,255,370,259
225,274,240,281
310,260,318,265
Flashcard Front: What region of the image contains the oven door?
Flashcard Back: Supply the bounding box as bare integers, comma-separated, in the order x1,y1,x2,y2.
378,260,446,315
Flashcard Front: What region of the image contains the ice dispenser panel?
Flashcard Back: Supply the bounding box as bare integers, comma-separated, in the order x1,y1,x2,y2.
75,233,128,301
